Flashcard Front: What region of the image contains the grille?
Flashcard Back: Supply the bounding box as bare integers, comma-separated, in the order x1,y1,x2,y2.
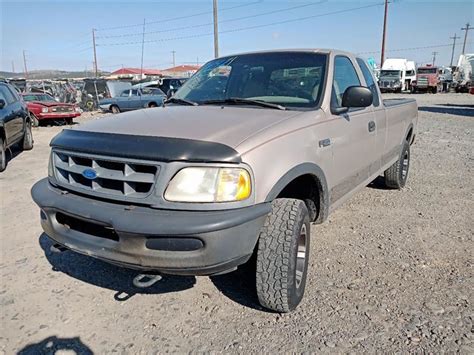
51,106,73,113
417,78,429,87
53,151,159,199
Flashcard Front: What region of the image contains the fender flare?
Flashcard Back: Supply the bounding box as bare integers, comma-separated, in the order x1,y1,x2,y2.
404,123,414,145
265,162,329,223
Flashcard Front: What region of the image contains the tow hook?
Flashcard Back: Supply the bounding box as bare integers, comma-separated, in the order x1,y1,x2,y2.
132,273,162,288
50,243,68,253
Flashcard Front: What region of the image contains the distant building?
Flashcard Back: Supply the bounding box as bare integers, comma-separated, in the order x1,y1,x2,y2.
107,68,163,80
161,65,201,78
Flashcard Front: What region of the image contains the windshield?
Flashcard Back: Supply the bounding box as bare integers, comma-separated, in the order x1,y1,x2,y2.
173,52,327,109
23,94,55,102
417,68,437,74
380,70,401,78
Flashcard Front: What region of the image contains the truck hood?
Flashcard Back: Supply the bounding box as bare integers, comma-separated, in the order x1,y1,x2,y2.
73,105,304,149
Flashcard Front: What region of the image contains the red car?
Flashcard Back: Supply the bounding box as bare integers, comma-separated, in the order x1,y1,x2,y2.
21,93,81,126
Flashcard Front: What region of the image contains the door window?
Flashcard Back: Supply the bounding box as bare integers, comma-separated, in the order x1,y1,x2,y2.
120,90,130,97
331,56,361,108
356,58,380,107
131,89,139,96
0,85,16,105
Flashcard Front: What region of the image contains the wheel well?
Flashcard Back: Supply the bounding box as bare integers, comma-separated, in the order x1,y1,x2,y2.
0,127,5,141
276,174,324,223
148,101,157,107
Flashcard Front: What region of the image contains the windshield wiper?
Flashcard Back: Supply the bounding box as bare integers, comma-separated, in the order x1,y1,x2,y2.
201,98,286,110
164,97,198,106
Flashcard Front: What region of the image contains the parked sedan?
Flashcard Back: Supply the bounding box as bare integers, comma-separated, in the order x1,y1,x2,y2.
22,93,81,126
99,87,166,114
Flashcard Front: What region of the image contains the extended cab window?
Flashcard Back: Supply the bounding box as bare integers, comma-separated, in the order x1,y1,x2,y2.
356,58,380,107
331,56,361,108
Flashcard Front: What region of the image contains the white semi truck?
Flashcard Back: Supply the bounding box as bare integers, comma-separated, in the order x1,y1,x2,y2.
379,58,415,93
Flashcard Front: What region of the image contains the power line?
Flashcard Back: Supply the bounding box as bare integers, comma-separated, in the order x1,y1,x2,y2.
357,42,473,55
95,1,261,32
97,3,385,47
95,1,327,40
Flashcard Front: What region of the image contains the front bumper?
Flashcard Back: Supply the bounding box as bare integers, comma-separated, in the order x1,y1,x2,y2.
31,179,270,275
37,112,81,120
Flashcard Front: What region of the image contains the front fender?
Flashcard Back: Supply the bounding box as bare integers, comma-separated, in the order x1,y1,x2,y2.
265,162,329,223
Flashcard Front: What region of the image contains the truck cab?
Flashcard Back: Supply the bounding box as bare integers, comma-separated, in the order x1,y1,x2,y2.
412,65,442,93
379,58,411,93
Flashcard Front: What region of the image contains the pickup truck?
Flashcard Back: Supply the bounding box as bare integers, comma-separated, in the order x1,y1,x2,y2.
31,49,418,312
1,82,34,172
99,87,166,113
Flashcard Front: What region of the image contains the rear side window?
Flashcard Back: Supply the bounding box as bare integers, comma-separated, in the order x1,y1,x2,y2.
0,85,16,105
331,56,361,108
356,58,380,107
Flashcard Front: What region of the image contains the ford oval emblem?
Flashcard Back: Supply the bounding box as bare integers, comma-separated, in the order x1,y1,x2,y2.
82,168,97,180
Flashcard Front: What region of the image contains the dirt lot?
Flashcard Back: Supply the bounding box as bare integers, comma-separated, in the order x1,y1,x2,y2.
1,93,473,354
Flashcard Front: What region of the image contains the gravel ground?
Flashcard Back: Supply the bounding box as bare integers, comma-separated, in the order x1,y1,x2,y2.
0,93,473,354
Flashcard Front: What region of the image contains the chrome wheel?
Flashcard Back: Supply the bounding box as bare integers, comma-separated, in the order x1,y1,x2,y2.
401,151,409,180
295,223,307,289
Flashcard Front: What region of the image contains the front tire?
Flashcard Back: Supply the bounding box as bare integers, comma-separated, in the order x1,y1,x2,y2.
256,198,310,313
111,105,120,114
384,142,410,189
30,113,39,127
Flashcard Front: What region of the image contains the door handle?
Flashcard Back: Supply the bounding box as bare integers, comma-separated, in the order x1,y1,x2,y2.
319,138,331,147
368,121,376,132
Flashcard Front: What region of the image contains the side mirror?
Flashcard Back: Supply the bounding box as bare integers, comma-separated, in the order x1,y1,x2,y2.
333,86,373,114
0,99,5,109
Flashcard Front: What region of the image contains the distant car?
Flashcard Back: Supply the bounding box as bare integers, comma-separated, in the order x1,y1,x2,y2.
99,87,166,113
22,93,81,126
0,83,33,172
132,78,187,97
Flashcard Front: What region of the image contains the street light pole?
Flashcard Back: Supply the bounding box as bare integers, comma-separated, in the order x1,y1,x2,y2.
92,29,98,77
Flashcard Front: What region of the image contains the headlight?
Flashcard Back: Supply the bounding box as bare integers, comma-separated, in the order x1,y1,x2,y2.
164,167,251,203
48,152,54,177
75,106,81,112
41,107,49,113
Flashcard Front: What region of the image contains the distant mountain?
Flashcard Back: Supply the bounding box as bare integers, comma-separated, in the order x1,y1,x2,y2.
0,70,110,80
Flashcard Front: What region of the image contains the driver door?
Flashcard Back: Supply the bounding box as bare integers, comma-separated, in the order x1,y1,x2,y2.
326,56,377,206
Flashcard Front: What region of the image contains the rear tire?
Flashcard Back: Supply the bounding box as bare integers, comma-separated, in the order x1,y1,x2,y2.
0,137,6,172
65,118,73,125
21,120,34,151
384,142,410,189
256,198,310,313
148,102,158,108
111,105,120,114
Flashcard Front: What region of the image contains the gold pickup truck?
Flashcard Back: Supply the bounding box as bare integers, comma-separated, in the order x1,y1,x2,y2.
32,49,418,312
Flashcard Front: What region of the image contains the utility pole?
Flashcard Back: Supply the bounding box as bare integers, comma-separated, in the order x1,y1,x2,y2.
450,33,460,67
213,0,219,58
172,51,176,67
461,23,471,54
92,29,98,77
380,0,389,67
140,18,146,79
11,61,15,73
22,50,29,79
432,51,438,66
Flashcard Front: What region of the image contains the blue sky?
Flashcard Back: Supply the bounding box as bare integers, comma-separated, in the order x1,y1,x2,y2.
1,0,473,72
